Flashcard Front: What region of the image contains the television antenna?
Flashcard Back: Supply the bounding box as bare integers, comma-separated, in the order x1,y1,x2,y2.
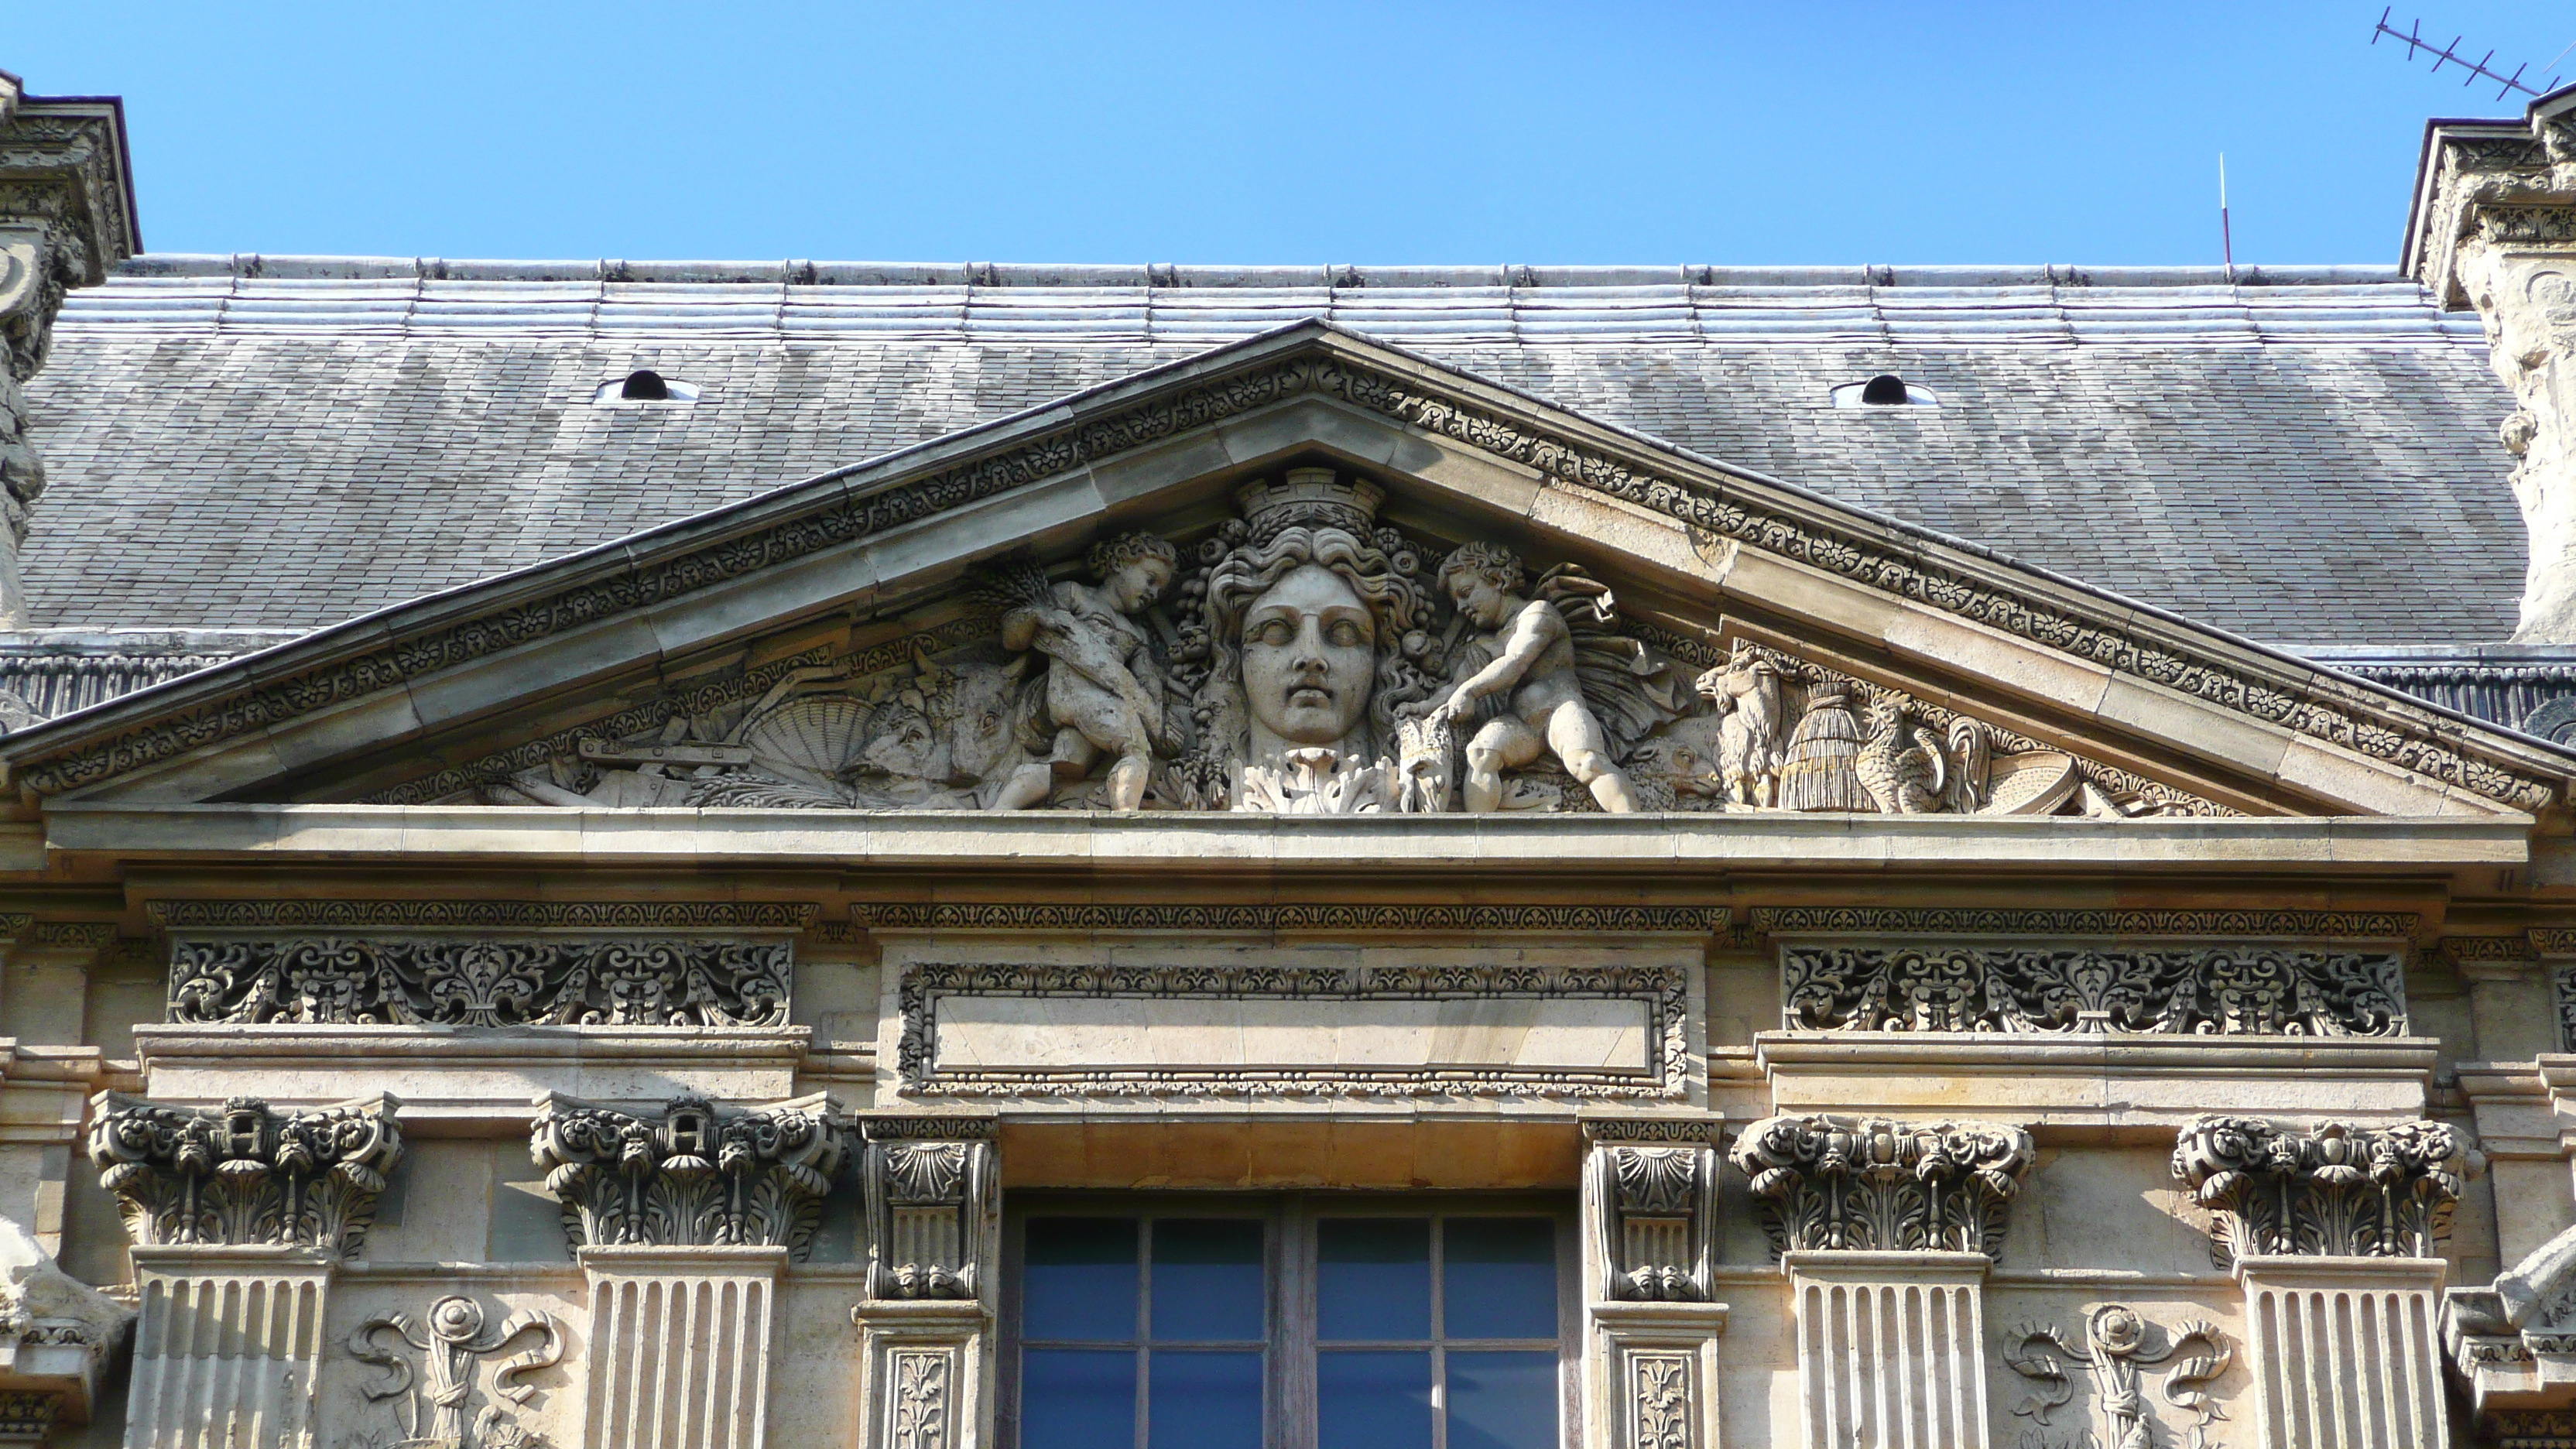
2372,9,2563,99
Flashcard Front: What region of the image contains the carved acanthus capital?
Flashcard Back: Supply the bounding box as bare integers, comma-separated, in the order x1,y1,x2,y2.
860,1116,996,1301
2170,1115,2466,1266
528,1092,848,1260
1584,1121,1717,1303
1727,1114,2035,1260
86,1092,403,1257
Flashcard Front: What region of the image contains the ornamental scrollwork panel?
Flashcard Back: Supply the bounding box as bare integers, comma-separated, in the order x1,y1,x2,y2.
527,1094,848,1261
86,1093,404,1257
166,935,792,1028
347,1294,564,1449
1728,1113,2036,1259
1781,941,2408,1036
2170,1116,2465,1265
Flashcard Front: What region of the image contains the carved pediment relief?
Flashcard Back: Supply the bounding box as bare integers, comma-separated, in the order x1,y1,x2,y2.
361,464,2225,820
6,324,2566,817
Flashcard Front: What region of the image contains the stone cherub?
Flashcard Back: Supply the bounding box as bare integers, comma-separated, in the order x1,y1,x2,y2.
1420,541,1642,813
982,532,1180,811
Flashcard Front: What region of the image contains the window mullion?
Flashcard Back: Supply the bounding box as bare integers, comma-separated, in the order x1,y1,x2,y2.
1137,1219,1153,1449
1430,1215,1447,1449
1280,1198,1316,1449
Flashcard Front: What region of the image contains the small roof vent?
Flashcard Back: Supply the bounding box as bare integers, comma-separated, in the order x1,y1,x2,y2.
1831,374,1938,409
591,370,701,407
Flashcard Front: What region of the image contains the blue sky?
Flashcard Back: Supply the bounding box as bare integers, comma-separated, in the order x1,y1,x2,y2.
12,2,2575,265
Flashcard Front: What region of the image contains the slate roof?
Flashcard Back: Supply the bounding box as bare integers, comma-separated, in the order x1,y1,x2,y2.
18,255,2523,647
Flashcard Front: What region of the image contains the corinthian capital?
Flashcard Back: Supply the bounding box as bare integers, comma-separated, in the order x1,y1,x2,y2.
528,1093,849,1261
86,1093,404,1257
2170,1115,2467,1265
1728,1113,2036,1260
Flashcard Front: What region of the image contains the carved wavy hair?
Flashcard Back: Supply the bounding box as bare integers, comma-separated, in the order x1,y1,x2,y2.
1195,523,1435,760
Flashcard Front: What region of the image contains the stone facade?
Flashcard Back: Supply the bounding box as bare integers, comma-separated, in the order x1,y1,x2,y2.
5,61,2576,1449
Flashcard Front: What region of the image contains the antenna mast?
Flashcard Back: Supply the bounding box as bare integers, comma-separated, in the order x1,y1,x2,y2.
2219,155,2234,284
2372,9,2564,99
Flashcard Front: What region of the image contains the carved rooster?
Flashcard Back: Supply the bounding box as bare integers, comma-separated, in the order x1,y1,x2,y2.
1856,699,1946,814
1694,653,1785,807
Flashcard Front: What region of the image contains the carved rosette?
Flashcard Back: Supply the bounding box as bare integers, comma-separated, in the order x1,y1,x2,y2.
86,1093,404,1258
1782,940,2408,1036
1584,1123,1716,1302
2170,1115,2465,1265
1728,1114,2035,1259
861,1117,997,1301
528,1094,848,1261
167,934,793,1027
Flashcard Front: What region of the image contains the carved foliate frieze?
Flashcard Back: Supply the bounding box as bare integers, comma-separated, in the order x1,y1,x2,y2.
1781,940,2407,1036
2170,1115,2465,1266
2495,1409,2576,1447
527,1094,848,1260
1728,1114,2035,1259
348,1294,564,1449
896,959,1688,1098
1586,1128,1716,1302
86,1093,403,1257
859,1118,996,1301
166,935,792,1027
25,341,2544,810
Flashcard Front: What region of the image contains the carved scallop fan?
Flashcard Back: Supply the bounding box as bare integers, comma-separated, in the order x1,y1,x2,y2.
738,697,871,783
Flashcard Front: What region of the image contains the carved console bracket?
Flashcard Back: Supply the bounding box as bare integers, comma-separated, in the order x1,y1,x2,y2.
86,1091,403,1256
1780,937,2409,1036
1728,1113,2036,1260
2444,1221,2576,1439
0,1217,129,1436
2170,1115,2467,1266
528,1092,848,1261
860,1115,997,1303
1582,1119,1717,1303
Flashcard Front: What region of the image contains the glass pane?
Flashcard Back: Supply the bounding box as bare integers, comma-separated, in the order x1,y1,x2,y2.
1317,1349,1434,1449
1022,1348,1137,1449
1447,1351,1560,1449
1152,1219,1265,1341
1441,1218,1557,1340
1317,1218,1431,1341
1026,1218,1139,1342
1147,1349,1262,1449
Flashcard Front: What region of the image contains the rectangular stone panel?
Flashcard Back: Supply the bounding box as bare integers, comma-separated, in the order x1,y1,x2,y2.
933,995,1650,1072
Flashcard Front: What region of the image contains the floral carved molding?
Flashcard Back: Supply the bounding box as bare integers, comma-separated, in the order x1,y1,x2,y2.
527,1093,848,1262
1781,939,2409,1036
2170,1115,2467,1266
1728,1113,2036,1260
165,935,793,1028
895,959,1690,1099
13,348,2550,814
86,1093,404,1258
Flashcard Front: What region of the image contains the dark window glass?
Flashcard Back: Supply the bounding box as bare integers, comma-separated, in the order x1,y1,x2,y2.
1026,1218,1139,1341
1022,1348,1136,1449
1442,1219,1557,1340
618,369,670,401
1858,373,1910,406
1153,1220,1264,1341
1147,1350,1262,1449
1446,1351,1559,1449
1317,1218,1431,1342
1317,1348,1434,1449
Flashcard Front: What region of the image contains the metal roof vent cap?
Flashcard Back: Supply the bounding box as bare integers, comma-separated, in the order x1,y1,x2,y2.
592,370,701,407
1831,374,1937,408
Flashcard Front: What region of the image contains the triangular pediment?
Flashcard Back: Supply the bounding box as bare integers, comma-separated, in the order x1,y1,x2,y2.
5,321,2567,822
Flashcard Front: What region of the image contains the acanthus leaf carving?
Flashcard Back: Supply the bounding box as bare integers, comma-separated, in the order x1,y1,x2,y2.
166,935,792,1028
1727,1113,2036,1260
86,1092,403,1257
526,1094,848,1261
1781,940,2408,1036
2169,1115,2466,1266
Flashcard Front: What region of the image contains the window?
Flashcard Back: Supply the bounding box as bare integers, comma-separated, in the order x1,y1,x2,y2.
1009,1201,1571,1449
1828,374,1937,408
589,370,702,406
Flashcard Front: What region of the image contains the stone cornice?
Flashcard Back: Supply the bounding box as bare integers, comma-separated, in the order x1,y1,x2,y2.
852,902,1728,934
2,328,2562,811
2406,95,2576,304
1750,906,2419,940
146,899,817,930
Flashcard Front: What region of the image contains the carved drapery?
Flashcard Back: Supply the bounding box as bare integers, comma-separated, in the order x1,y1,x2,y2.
861,1118,996,1301
2170,1115,2465,1264
86,1093,403,1256
529,1093,848,1261
168,934,792,1027
1583,1123,1716,1303
1781,940,2408,1036
1728,1113,2036,1259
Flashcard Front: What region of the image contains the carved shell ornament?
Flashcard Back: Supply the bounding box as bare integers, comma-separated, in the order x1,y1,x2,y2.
454,466,2218,817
